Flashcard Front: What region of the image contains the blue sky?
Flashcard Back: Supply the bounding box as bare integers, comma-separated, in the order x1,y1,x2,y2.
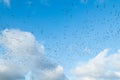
0,0,120,80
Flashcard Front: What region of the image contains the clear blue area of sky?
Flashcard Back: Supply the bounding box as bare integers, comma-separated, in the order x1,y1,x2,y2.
0,0,120,76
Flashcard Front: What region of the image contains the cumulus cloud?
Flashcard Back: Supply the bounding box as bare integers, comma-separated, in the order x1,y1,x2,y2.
0,29,68,80
71,49,120,80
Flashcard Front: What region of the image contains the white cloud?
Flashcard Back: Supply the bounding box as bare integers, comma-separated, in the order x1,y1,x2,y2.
0,29,68,80
71,49,120,80
3,0,10,7
0,29,44,56
40,65,64,80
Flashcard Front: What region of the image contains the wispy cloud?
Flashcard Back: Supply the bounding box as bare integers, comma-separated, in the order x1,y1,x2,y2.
71,49,120,80
0,29,68,80
3,0,10,7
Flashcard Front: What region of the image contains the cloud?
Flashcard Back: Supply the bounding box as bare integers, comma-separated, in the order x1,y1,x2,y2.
71,49,120,80
3,0,10,7
0,29,68,80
